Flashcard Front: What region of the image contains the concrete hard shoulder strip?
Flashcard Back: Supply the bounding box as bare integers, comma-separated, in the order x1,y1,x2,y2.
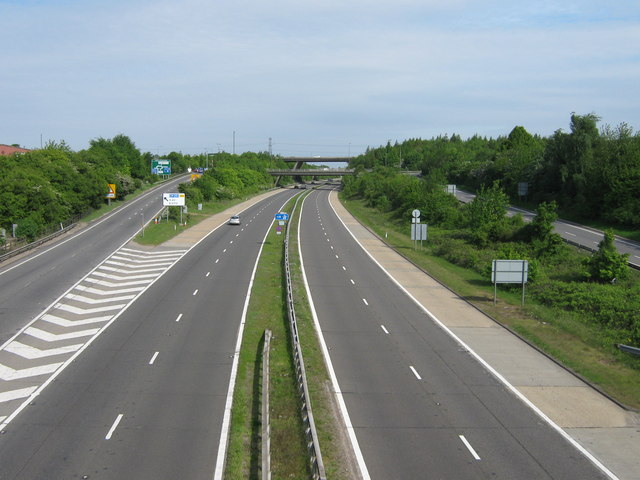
329,191,633,413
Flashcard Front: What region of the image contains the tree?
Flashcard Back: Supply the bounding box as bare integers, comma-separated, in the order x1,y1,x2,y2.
521,201,564,256
464,182,511,245
584,229,628,283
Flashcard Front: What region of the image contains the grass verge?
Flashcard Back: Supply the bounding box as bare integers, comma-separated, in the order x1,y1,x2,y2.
340,194,640,410
134,196,264,246
224,195,310,480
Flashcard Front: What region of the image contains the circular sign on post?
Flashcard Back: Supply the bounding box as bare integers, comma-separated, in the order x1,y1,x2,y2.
412,209,421,218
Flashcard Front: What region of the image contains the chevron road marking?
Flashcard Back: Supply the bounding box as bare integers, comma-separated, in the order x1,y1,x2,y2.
0,362,63,381
0,386,38,403
98,265,165,275
121,247,186,253
54,303,126,315
118,248,184,259
25,327,100,342
105,260,173,269
110,255,176,264
0,416,5,422
84,277,152,288
65,293,136,304
93,271,159,281
41,313,112,327
4,341,83,359
74,284,145,296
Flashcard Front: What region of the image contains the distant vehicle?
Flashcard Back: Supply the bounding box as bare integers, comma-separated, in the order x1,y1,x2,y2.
228,215,241,225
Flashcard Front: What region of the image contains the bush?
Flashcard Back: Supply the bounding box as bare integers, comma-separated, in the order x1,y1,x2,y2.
583,229,629,283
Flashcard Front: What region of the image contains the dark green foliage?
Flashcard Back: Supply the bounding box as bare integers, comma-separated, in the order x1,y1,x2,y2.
464,182,521,246
0,134,171,241
519,201,565,256
583,230,629,283
533,280,640,344
182,152,279,207
349,114,640,228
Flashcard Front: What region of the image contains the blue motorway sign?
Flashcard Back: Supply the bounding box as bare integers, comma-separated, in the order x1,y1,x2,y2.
275,213,289,221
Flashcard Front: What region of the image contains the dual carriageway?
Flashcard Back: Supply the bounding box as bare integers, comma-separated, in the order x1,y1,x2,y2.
0,175,637,479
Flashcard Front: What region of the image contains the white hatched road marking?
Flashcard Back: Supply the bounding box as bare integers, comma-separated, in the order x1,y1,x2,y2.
5,341,83,359
0,387,38,403
26,326,101,342
41,313,112,327
96,268,161,279
65,293,136,304
0,362,63,381
54,303,126,315
104,260,171,270
110,255,177,264
84,277,153,288
75,284,145,295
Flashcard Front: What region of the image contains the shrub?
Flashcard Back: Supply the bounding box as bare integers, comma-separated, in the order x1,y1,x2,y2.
583,229,629,283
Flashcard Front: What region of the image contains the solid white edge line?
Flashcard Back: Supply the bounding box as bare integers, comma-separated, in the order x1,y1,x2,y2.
105,413,123,440
300,191,372,480
409,366,422,380
149,352,159,365
326,190,619,480
212,193,294,480
459,435,481,460
0,190,285,433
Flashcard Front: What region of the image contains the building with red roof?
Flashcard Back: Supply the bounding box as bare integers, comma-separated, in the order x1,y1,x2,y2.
0,144,31,156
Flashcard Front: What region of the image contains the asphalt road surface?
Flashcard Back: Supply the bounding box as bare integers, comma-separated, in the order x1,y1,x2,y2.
299,187,608,479
0,188,297,479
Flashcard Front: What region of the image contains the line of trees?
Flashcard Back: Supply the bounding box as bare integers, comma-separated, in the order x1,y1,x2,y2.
0,136,292,242
352,113,640,227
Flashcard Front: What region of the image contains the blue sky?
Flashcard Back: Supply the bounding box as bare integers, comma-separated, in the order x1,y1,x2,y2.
2,0,639,157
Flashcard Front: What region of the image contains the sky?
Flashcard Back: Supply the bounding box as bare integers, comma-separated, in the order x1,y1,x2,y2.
2,0,639,157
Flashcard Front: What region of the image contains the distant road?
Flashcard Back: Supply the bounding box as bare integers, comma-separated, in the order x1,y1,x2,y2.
0,175,188,346
455,190,640,269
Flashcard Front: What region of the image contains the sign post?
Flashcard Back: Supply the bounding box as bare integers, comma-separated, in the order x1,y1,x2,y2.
491,259,529,305
105,184,116,206
152,159,172,176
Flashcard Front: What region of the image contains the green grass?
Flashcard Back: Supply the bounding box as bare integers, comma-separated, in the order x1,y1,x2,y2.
225,196,310,480
134,196,261,246
340,195,640,410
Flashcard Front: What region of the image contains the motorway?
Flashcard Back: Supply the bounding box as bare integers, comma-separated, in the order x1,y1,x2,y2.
299,187,609,479
0,184,297,479
455,190,640,269
0,180,630,479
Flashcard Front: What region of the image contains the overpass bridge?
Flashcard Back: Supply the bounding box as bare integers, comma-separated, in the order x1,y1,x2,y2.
268,157,354,184
267,156,421,183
